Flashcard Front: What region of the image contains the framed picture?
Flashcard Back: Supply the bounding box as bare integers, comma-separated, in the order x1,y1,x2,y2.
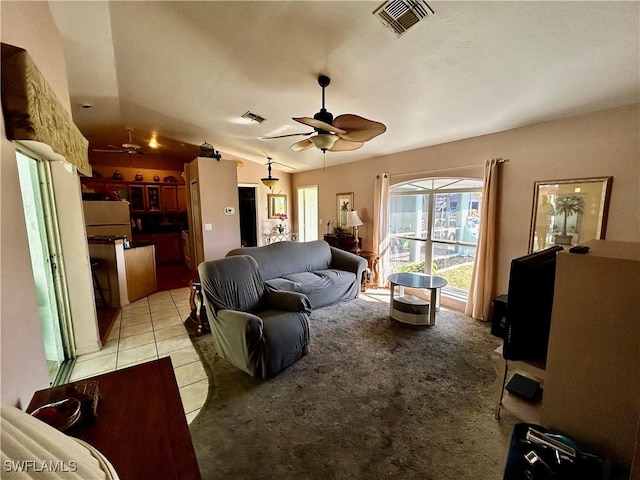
529,176,612,253
267,194,287,219
336,192,354,228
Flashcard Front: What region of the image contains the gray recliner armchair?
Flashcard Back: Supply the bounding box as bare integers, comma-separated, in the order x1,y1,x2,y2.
197,255,312,379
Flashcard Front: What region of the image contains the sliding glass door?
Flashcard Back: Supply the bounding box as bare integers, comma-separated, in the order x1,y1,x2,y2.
389,178,483,300
16,151,72,384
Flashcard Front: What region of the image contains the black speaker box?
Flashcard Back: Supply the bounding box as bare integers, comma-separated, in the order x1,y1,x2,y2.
505,373,542,401
491,294,508,339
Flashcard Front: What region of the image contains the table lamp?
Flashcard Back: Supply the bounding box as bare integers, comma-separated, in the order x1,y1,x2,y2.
346,210,364,252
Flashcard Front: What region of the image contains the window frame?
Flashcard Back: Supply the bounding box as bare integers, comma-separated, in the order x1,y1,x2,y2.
389,178,483,299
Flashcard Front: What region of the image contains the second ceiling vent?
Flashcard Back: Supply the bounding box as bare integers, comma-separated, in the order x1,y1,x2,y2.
373,0,434,37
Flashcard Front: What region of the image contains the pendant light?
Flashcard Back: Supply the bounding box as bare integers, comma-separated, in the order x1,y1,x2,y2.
261,157,279,189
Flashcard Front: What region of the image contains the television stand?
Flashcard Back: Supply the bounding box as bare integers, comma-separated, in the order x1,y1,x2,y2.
493,344,546,423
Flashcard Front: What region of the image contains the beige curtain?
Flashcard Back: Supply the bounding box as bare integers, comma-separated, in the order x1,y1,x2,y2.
373,173,390,287
465,159,501,320
1,43,91,176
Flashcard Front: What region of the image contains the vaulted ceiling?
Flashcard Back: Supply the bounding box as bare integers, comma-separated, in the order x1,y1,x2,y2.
49,1,640,172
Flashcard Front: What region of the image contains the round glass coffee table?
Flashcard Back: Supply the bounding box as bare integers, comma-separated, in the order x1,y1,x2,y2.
387,272,448,326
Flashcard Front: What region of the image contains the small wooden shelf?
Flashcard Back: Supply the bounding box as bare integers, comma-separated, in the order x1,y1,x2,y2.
493,344,546,423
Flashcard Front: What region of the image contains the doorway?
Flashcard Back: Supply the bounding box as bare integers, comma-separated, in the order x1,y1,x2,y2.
297,185,319,242
238,186,258,247
16,150,72,384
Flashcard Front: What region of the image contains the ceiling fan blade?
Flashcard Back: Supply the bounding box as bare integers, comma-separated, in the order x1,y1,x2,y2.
108,144,123,150
293,117,347,135
328,138,364,152
260,131,314,140
93,148,124,153
290,138,315,152
333,114,387,142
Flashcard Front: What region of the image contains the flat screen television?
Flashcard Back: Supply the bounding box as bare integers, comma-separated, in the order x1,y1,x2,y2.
502,246,563,363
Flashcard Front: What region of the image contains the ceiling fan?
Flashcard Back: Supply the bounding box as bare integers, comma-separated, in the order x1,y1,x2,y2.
263,75,386,152
93,127,144,155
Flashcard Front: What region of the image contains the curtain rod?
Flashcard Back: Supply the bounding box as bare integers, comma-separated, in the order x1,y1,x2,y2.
391,158,508,178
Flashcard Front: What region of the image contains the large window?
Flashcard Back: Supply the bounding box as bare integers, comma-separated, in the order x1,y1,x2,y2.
389,178,483,300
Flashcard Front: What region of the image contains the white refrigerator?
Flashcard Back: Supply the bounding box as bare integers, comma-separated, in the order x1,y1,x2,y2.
83,201,132,239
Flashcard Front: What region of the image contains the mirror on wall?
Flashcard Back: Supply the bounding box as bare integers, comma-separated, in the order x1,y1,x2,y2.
529,176,612,253
267,194,287,219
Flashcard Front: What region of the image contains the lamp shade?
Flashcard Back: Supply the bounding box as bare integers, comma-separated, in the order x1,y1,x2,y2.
261,177,279,188
310,134,338,151
345,210,363,228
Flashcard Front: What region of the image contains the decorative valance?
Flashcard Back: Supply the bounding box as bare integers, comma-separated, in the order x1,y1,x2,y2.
1,43,91,176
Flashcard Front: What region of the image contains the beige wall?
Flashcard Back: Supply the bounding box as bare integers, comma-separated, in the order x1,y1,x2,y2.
293,104,640,296
190,158,241,260
1,1,102,406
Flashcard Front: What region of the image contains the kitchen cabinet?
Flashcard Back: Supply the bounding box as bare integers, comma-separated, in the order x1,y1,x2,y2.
146,185,161,212
128,184,146,212
177,185,187,212
81,178,185,213
161,185,178,212
127,184,162,212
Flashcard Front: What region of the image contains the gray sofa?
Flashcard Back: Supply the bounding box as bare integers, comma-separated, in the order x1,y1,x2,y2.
226,240,367,308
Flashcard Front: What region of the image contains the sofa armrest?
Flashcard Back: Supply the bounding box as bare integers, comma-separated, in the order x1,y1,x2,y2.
329,247,368,277
216,310,264,349
264,289,312,314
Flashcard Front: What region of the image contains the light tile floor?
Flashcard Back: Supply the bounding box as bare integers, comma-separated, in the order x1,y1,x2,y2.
69,287,208,424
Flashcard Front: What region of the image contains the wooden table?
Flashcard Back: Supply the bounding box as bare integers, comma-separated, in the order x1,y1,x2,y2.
27,358,201,480
357,250,379,290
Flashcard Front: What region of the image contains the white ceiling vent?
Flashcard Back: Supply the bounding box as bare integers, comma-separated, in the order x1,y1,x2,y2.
373,0,434,37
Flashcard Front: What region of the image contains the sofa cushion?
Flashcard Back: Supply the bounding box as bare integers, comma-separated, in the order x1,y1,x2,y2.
280,269,358,308
267,277,299,292
227,240,332,280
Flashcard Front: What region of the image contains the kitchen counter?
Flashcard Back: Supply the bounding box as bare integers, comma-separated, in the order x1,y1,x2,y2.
124,243,157,302
88,236,153,250
128,241,154,248
87,235,127,244
88,237,157,306
88,238,129,308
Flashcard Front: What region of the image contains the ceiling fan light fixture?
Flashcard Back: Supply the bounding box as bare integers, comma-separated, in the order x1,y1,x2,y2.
310,134,338,151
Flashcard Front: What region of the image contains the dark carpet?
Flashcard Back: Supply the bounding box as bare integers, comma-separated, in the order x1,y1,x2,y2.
187,295,517,480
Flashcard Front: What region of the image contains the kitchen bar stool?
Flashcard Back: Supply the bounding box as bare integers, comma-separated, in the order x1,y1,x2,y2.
90,258,109,308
